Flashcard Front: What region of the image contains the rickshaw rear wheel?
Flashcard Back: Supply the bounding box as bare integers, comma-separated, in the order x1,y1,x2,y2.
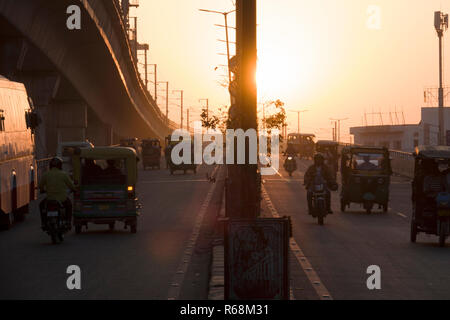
340,200,346,212
382,204,388,213
75,225,82,234
439,222,446,247
410,220,417,243
318,216,324,225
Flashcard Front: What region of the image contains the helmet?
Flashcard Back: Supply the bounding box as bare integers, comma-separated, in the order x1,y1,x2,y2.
314,153,325,166
49,157,63,170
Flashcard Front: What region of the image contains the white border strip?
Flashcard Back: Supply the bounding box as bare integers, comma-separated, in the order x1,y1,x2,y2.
167,166,219,300
261,185,333,300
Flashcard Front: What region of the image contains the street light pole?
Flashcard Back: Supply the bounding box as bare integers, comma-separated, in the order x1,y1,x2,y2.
149,64,157,105
330,118,349,143
173,90,184,129
199,9,236,86
290,110,308,133
435,11,448,145
158,81,169,124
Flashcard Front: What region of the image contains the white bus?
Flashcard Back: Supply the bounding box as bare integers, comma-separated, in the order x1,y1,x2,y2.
0,76,36,230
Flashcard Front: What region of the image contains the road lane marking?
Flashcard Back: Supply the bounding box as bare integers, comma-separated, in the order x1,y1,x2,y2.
167,165,220,300
388,207,408,219
261,185,333,301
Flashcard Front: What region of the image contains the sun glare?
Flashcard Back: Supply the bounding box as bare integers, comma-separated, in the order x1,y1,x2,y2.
256,50,307,99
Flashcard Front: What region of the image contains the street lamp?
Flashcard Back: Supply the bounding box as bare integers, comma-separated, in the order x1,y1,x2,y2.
435,11,448,145
199,9,236,85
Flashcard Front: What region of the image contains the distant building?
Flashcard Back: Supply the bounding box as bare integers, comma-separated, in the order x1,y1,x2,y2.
350,107,450,152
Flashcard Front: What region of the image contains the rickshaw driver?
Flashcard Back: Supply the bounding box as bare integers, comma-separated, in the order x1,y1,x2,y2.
357,155,378,171
103,159,122,175
304,154,336,214
39,157,77,230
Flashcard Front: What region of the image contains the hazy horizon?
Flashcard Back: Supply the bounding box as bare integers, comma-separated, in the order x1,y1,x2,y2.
135,0,450,141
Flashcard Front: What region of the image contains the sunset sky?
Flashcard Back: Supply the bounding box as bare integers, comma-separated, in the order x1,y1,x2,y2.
135,0,450,141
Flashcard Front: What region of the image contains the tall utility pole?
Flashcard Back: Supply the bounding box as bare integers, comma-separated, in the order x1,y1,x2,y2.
290,110,308,133
187,108,190,132
149,64,157,105
225,0,258,219
199,9,236,86
158,81,169,124
173,90,184,129
330,118,349,143
435,11,448,145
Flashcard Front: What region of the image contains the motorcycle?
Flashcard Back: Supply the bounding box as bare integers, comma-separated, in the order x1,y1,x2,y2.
311,182,328,225
43,200,69,244
283,156,297,177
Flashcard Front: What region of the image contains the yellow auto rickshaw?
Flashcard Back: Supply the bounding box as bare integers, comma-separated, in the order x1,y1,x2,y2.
72,147,140,234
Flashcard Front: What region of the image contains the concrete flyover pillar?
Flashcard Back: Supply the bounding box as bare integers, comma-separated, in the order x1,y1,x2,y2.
52,101,88,150
86,107,115,146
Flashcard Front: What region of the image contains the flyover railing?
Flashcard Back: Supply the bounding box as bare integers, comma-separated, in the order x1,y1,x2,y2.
389,149,414,178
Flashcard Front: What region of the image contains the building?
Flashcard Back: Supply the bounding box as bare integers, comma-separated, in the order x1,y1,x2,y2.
350,107,450,152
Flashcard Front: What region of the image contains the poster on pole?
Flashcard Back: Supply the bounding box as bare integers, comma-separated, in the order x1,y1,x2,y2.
225,218,290,300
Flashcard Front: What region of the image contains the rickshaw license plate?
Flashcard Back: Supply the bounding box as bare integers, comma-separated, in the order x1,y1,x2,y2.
47,211,59,217
438,210,450,217
99,205,110,211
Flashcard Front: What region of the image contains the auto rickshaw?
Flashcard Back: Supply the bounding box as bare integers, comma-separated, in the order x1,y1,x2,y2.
141,139,161,170
166,136,197,175
316,140,339,179
287,133,316,159
340,146,392,214
120,138,141,158
72,147,140,234
411,146,450,247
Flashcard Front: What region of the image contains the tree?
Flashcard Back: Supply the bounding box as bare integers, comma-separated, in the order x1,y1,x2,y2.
263,99,287,132
200,108,221,131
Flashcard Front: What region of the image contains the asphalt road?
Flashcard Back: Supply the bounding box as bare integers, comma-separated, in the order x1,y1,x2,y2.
0,163,218,299
263,158,450,300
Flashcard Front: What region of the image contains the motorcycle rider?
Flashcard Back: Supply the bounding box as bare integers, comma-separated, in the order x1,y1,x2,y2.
304,153,336,214
39,157,77,230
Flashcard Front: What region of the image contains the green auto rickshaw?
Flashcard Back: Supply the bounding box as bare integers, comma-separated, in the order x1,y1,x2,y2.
72,147,140,233
165,136,197,175
340,146,392,214
411,146,450,247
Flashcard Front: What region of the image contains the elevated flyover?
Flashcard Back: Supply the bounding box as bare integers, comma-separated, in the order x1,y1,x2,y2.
0,0,177,157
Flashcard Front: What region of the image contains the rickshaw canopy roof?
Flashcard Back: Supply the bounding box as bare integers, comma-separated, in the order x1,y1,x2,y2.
76,147,137,159
414,145,450,159
289,133,315,137
342,146,389,154
316,140,339,146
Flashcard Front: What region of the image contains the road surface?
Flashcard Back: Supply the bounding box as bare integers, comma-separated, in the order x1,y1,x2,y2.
0,163,219,299
263,158,450,300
